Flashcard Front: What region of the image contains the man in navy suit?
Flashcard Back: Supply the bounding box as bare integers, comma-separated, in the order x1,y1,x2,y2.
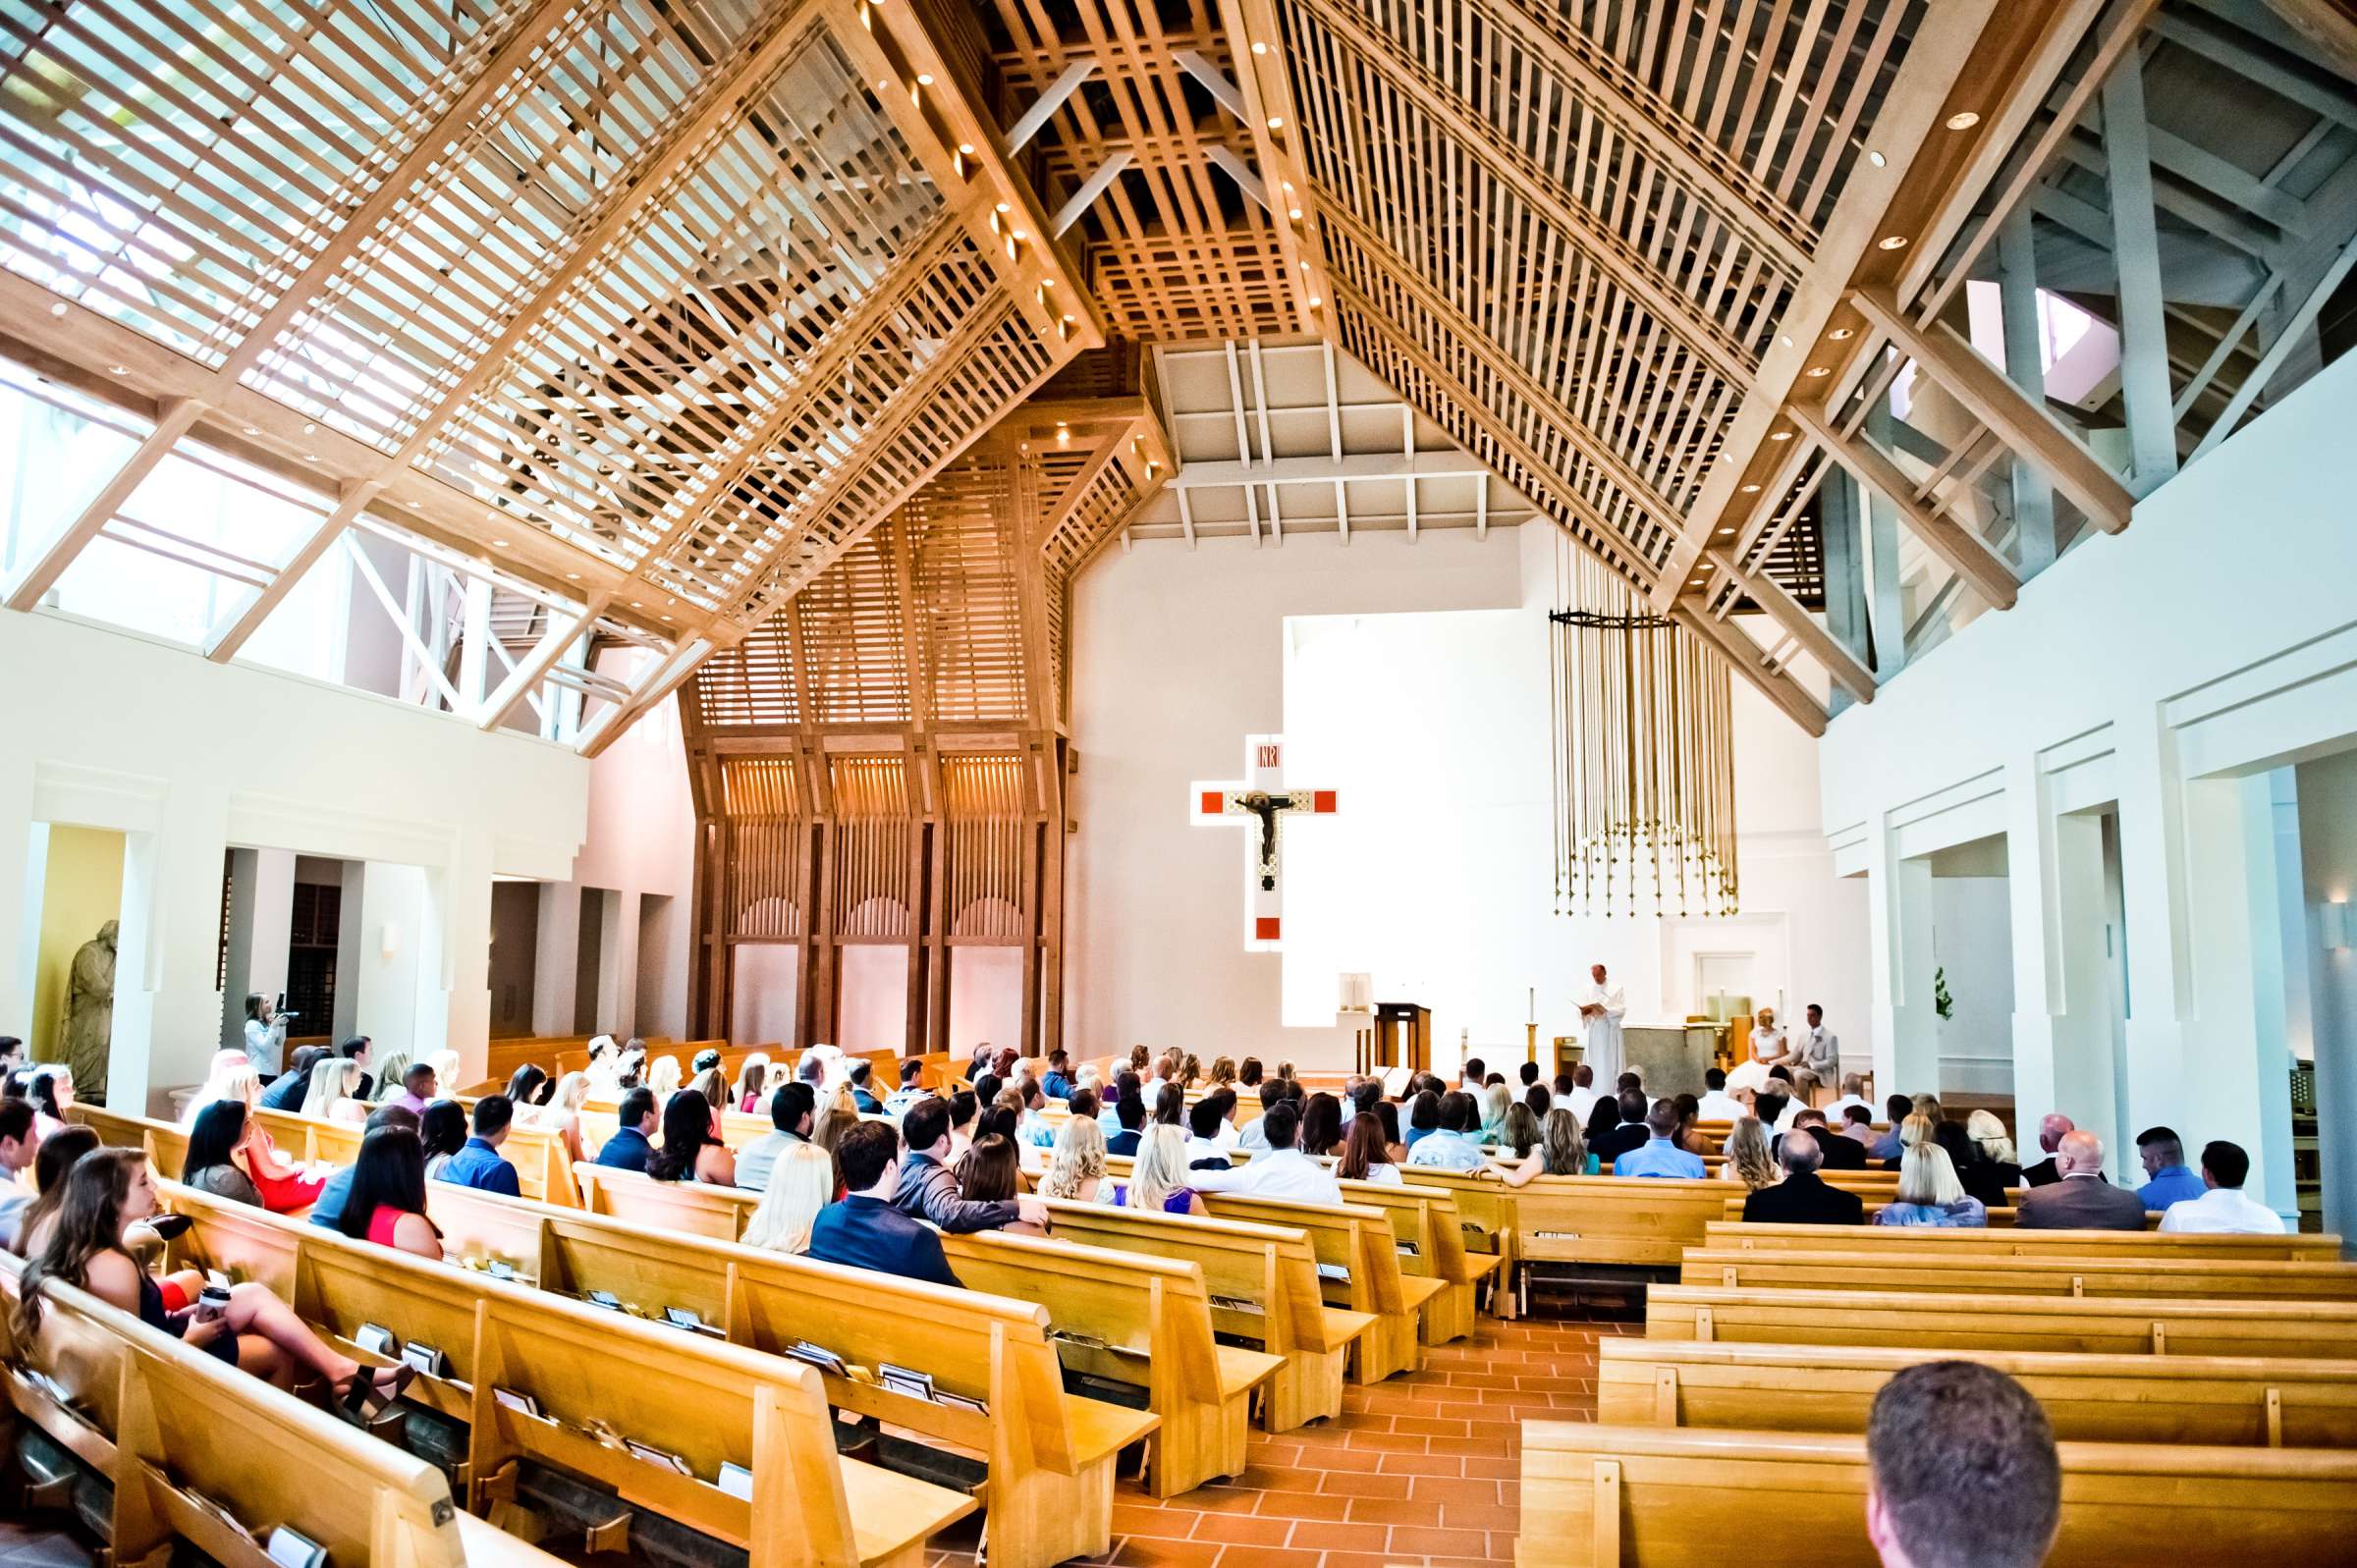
807,1120,961,1289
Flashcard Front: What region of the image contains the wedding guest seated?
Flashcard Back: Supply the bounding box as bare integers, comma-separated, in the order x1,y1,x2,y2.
1718,1117,1780,1195
1189,1103,1343,1204
1867,1094,1914,1161
14,1125,100,1257
1876,1138,1988,1227
1237,1080,1288,1152
1611,1103,1706,1178
647,1089,736,1186
1581,1091,1621,1157
808,1121,960,1288
259,1046,327,1112
1865,1363,2058,1568
436,1094,522,1196
1336,1113,1404,1185
300,1055,369,1124
182,1101,265,1207
2135,1125,2206,1210
0,1099,35,1251
1115,1124,1207,1216
1499,1101,1543,1161
849,1060,884,1114
1741,1130,1865,1225
883,1058,930,1118
391,1061,439,1116
1041,1049,1074,1101
957,1133,1026,1207
418,1100,469,1180
205,1066,326,1213
1562,1063,1598,1120
1592,1089,1652,1164
1184,1096,1231,1168
2014,1130,2148,1230
338,1126,445,1260
1406,1092,1488,1171
2159,1140,2285,1234
732,1054,770,1115
895,1098,1046,1231
27,1068,75,1143
1499,1108,1594,1186
2017,1112,2072,1186
1825,1073,1872,1122
1301,1092,1345,1159
1935,1119,2010,1209
18,1147,409,1415
1038,1113,1109,1202
735,1083,813,1191
307,1106,420,1231
1966,1108,2021,1185
742,1140,836,1254
1784,1108,1866,1169
1839,1104,1877,1145
1695,1068,1744,1123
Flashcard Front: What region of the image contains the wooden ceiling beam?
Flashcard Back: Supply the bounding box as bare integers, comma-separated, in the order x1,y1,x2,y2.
1787,400,2020,612
1669,603,1830,737
1659,0,2115,610
1703,546,1876,706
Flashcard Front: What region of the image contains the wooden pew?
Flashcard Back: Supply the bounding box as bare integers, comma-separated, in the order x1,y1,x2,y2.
939,1228,1282,1499
1701,1218,2340,1260
252,1106,364,1168
0,1252,535,1568
1518,1420,2357,1567
1678,1247,2357,1302
1597,1336,2357,1448
1334,1175,1505,1342
1036,1198,1375,1433
1511,1175,1736,1271
1364,1166,1523,1319
1648,1283,2357,1359
544,1173,1282,1489
1719,1194,2073,1225
1193,1192,1442,1382
153,1183,975,1568
70,1103,188,1178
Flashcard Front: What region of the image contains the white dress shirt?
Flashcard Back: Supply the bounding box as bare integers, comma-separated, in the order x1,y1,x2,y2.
1824,1094,1870,1121
2159,1186,2286,1234
1564,1086,1599,1121
1695,1091,1745,1122
1189,1147,1343,1206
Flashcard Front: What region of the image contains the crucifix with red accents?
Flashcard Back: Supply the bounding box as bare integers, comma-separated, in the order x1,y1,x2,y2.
1190,733,1337,950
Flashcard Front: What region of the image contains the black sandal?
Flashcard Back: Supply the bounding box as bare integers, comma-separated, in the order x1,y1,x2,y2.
343,1361,413,1419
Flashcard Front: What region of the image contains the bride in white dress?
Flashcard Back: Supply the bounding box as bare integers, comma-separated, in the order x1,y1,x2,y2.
1727,1006,1790,1094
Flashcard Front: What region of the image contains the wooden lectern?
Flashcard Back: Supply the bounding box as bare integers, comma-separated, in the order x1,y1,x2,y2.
1373,1002,1431,1073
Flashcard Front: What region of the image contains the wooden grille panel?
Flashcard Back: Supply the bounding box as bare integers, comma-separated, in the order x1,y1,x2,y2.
943,753,1028,941
909,464,1028,725
691,621,799,727
720,756,806,938
827,754,915,938
795,534,911,727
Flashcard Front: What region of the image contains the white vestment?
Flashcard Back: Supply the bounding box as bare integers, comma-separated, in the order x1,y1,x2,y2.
1579,980,1626,1078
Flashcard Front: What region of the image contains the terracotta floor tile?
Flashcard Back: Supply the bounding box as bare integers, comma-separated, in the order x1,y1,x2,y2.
1251,1491,1354,1522
1111,1537,1225,1568
1343,1496,1446,1528
1373,1452,1465,1478
1314,1471,1414,1499
1386,1525,1494,1557
1208,1545,1307,1568
1187,1513,1295,1547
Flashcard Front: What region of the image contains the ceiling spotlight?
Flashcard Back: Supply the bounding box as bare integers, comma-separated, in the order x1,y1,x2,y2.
1867,149,1887,168
1739,483,1762,494
1251,39,1267,54
1769,429,1793,442
995,200,1010,214
1288,206,1303,220
566,571,581,580
958,141,974,154
1806,365,1830,378
1878,234,1909,250
1830,327,1854,341
1307,296,1323,308
916,73,934,85
1266,115,1284,130
243,425,260,435
108,364,129,375
631,600,644,608
1945,111,1981,131
876,79,891,93
302,453,318,460
48,301,66,316
408,500,421,509
1716,527,1735,537
1779,334,1794,349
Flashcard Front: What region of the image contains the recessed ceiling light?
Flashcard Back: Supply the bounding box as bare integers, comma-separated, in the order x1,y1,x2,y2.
1716,528,1735,537
48,301,66,316
1867,150,1887,168
566,571,580,580
108,364,129,375
875,79,891,93
243,425,260,435
1806,365,1830,377
301,422,315,433
1267,115,1284,130
1306,296,1323,308
995,201,1010,214
492,538,509,547
1288,206,1303,220
1878,234,1909,250
1251,39,1267,54
661,615,674,622
1779,334,1794,349
1830,327,1855,341
1945,111,1981,131
631,600,643,608
408,500,421,509
958,142,974,154
302,454,318,461
1739,483,1762,494
916,73,934,85
1769,429,1793,442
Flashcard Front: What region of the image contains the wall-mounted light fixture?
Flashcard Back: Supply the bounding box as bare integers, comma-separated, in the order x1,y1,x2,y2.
2324,897,2350,951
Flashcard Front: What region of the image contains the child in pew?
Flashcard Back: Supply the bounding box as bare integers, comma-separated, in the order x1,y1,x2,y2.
338,1125,445,1260
16,1146,410,1414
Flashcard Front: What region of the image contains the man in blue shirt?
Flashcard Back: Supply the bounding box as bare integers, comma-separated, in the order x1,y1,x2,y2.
593,1088,660,1174
882,1059,930,1118
1405,1092,1488,1171
808,1120,961,1288
310,1106,419,1229
1614,1103,1707,1178
1040,1049,1073,1102
436,1093,521,1195
2135,1125,2205,1210
260,1046,327,1111
1866,1094,1912,1161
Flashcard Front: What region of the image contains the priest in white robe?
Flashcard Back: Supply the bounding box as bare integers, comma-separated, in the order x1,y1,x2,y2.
1577,964,1625,1080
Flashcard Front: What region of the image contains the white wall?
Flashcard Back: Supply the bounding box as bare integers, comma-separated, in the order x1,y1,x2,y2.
2296,749,2357,1245
0,609,586,1111
1931,876,2015,1095
1820,349,2357,1213
1067,521,1868,1072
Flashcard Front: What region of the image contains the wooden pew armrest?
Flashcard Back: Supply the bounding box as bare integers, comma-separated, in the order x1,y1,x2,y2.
455,1508,575,1566
1065,1397,1161,1465
1459,1254,1508,1283
843,1457,981,1562
1398,1275,1450,1312
1317,1307,1379,1349
1215,1345,1288,1400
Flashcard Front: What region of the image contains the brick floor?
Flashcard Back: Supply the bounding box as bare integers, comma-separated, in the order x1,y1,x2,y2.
925,1314,1636,1568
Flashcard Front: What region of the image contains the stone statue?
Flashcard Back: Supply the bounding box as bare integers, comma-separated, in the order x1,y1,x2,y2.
63,918,116,1104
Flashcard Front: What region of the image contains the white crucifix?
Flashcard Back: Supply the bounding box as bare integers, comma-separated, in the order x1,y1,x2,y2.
1189,733,1337,950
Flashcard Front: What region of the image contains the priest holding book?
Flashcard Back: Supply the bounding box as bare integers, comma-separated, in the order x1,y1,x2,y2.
1577,964,1626,1080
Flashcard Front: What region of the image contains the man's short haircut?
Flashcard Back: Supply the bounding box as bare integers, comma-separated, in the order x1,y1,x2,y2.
619,1087,657,1127
1793,1109,1829,1130
799,1054,827,1084
900,1058,924,1084
1116,1094,1146,1131
1867,1361,2059,1568
1616,1088,1647,1122
1779,1128,1822,1173
1518,1061,1539,1086
1554,1074,1575,1097
1439,1091,1478,1133
903,1098,952,1152
1644,1102,1677,1138
1842,1104,1873,1125
1572,1064,1593,1087
1617,1072,1641,1092
2135,1124,2183,1159
1261,1101,1301,1151
949,1089,978,1129
1351,1078,1383,1113
836,1120,901,1192
0,1097,33,1143
1755,1091,1790,1126
1067,1087,1099,1121
1705,1067,1726,1090
1886,1093,1912,1118
363,1105,420,1134
2201,1139,2252,1189
338,1036,370,1060
472,1093,514,1137
1767,1065,1793,1085
1462,1056,1484,1082
770,1081,814,1132
1189,1096,1227,1138
1259,1079,1287,1111
405,1061,437,1087
849,1059,872,1087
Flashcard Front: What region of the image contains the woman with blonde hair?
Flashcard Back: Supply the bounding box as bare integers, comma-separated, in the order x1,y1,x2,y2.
1499,1101,1543,1161
735,1054,771,1114
299,1055,366,1123
1118,1124,1205,1216
809,1081,861,1154
1038,1114,1108,1203
741,1141,834,1254
1878,1141,1987,1227
540,1070,592,1164
181,1051,253,1125
1717,1116,1781,1193
1882,1110,1935,1171
1208,1055,1236,1089
689,1066,731,1133
427,1051,462,1095
369,1051,412,1105
1966,1108,2018,1170
1502,1108,1593,1186
646,1054,683,1102
1478,1081,1512,1140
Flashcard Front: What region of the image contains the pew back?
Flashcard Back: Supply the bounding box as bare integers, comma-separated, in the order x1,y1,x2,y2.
1700,1219,2339,1261
1678,1248,2357,1301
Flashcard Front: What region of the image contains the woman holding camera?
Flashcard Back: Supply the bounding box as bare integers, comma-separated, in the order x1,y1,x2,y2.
242,993,290,1080
14,1147,407,1411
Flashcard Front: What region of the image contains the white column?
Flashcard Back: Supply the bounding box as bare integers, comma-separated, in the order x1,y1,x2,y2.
112,783,232,1116
0,760,38,1036
601,890,641,1037
217,847,296,1052
2005,760,2123,1156
1864,814,1938,1098
414,831,495,1085
2113,708,2192,1180
532,881,582,1036
332,872,366,1043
